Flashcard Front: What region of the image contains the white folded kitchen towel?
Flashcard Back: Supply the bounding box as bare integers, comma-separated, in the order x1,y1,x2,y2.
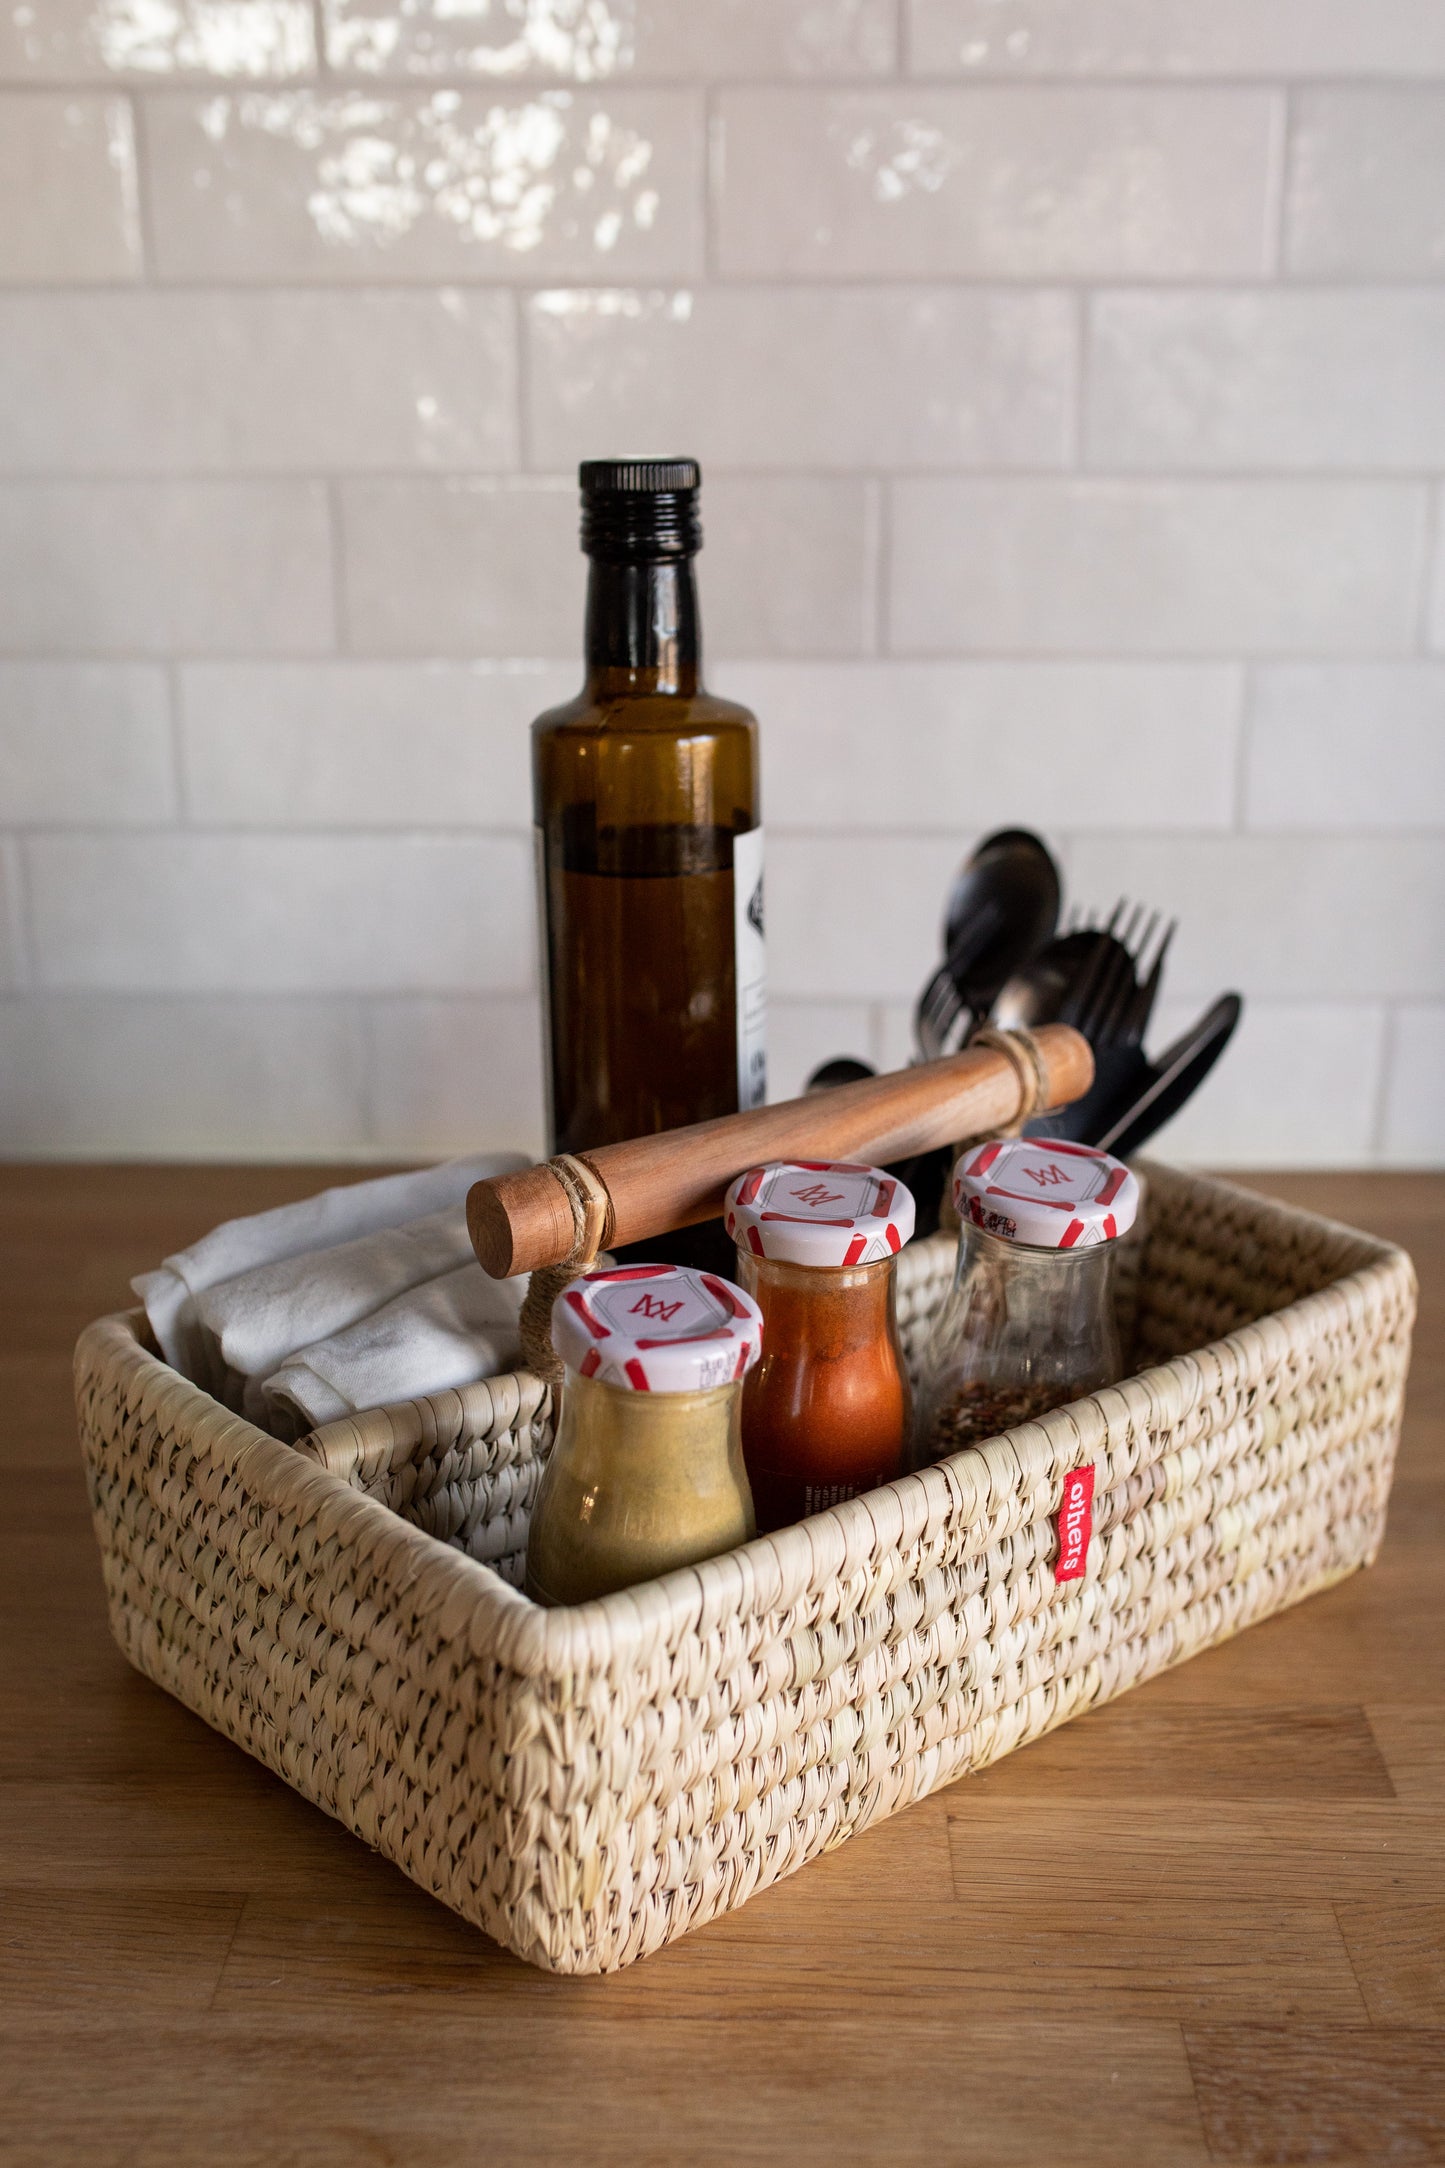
208,1204,491,1420
133,1151,525,1385
259,1262,526,1442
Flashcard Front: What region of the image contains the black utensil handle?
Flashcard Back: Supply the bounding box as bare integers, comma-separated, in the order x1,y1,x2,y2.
1101,994,1243,1157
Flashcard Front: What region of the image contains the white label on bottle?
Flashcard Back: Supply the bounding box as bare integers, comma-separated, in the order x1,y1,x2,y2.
733,824,767,1109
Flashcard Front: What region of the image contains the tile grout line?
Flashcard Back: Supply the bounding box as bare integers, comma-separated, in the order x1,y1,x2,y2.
125,87,159,284
14,272,1445,300
356,991,381,1153
874,473,894,658
3,468,1442,489
42,69,1445,95
0,984,540,1006
703,83,722,281
1414,479,1441,655
1071,286,1089,471
2,645,1443,667
1266,83,1292,277
1234,664,1255,832
1370,1004,1399,1161
3,834,36,994
12,820,1445,849
324,475,349,656
859,477,882,656
165,658,191,825
512,288,533,474
8,274,1445,296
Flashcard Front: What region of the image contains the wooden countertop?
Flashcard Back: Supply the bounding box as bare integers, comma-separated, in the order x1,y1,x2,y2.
4,1163,1443,2165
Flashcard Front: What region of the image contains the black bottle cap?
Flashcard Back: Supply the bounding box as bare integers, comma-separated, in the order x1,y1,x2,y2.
581,458,700,495
579,457,702,560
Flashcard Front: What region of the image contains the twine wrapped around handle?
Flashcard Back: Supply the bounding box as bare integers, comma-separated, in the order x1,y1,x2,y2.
517,1153,612,1387
967,1024,1048,1136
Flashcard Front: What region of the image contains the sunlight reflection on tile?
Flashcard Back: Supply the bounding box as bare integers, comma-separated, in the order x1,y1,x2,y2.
842,115,954,204
325,0,632,80
716,86,1276,277
318,0,895,82
145,86,696,274
0,0,316,76
94,0,315,72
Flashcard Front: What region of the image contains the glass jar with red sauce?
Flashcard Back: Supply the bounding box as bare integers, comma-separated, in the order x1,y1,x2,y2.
723,1160,916,1533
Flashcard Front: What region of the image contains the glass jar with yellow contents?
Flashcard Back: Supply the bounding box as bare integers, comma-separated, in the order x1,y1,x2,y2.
524,1262,762,1607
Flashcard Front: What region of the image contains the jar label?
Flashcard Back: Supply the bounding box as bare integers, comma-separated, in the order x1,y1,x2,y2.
802,1480,859,1515
733,824,767,1110
1055,1464,1095,1582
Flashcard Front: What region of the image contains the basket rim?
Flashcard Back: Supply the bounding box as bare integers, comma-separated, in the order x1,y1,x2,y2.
76,1161,1416,1683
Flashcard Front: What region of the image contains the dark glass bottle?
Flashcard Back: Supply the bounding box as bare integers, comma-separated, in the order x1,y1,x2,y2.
533,459,765,1159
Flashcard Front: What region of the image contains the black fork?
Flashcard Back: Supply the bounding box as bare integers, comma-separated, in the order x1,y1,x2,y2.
1058,904,1173,1049
1029,903,1176,1143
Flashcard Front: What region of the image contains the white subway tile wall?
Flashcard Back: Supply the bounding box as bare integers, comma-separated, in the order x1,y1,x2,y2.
1086,292,1445,472
1286,91,1445,278
0,481,335,653
887,479,1429,655
24,833,534,992
365,996,547,1159
0,92,142,280
1,664,175,823
0,0,317,80
906,2,1445,80
0,840,26,994
525,287,1077,469
0,994,369,1156
715,87,1281,280
0,0,1441,1166
141,89,706,281
320,0,899,82
0,290,522,473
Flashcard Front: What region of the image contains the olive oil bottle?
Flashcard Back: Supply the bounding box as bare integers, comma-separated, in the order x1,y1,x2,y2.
533,460,765,1160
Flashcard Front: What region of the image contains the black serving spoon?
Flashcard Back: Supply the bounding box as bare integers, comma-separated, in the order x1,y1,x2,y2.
914,829,1062,1059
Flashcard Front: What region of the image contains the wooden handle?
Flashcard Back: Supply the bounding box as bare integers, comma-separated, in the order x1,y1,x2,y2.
468,1024,1092,1279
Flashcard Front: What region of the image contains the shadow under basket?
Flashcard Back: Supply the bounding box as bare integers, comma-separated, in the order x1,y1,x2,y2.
75,1162,1415,1975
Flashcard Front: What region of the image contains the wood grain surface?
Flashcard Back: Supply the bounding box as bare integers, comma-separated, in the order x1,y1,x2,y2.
2,1163,1442,2166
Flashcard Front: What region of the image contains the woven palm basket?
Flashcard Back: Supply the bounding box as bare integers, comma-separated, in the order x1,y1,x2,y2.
75,1162,1414,1975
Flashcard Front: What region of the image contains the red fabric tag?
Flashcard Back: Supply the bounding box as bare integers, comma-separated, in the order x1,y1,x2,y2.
1055,1465,1095,1583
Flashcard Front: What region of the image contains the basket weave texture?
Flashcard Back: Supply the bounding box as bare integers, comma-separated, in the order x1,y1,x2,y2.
75,1164,1415,1974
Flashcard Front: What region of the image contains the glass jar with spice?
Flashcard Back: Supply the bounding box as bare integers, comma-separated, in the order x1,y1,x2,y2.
912,1136,1139,1466
525,1263,761,1606
724,1161,915,1533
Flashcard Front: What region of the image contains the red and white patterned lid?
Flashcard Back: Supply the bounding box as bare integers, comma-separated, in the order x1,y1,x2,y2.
952,1136,1139,1250
551,1263,762,1393
724,1161,916,1268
